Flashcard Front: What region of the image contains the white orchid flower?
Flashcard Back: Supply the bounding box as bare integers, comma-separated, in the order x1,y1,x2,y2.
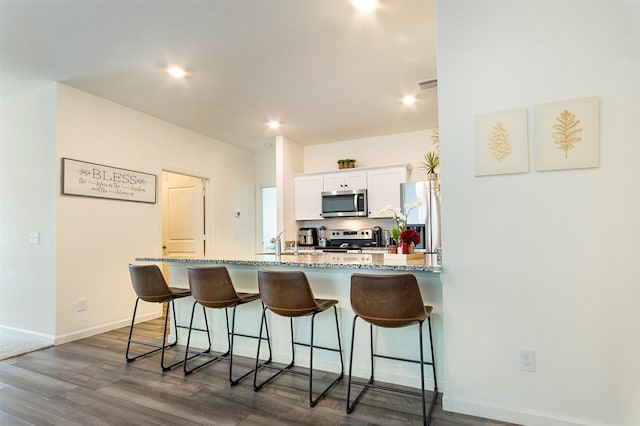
378,204,394,215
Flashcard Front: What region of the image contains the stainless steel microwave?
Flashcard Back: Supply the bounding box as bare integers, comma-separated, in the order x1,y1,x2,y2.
321,189,367,218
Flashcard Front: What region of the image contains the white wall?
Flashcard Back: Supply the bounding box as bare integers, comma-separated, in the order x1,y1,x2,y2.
438,1,639,425
254,149,276,188
303,129,436,181
275,136,304,244
254,149,276,252
0,84,57,339
54,84,256,342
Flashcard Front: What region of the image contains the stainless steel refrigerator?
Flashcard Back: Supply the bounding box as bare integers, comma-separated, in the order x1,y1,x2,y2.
400,181,441,253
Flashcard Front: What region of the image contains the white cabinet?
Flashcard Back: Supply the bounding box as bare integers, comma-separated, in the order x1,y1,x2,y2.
323,170,367,192
293,165,410,221
366,166,410,218
294,174,323,220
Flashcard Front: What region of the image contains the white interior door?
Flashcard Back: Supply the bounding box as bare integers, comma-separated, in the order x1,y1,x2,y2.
162,172,206,278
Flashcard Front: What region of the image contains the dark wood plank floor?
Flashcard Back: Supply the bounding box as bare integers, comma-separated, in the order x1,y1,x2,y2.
0,319,517,426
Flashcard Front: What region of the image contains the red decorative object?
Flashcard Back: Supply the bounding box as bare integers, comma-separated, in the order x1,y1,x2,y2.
399,229,421,245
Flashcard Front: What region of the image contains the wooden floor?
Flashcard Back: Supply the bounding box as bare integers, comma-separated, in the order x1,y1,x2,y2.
0,319,517,426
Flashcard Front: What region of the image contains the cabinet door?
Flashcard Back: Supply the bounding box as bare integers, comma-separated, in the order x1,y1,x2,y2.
367,167,409,218
294,175,323,220
323,170,367,191
344,171,367,190
323,173,345,192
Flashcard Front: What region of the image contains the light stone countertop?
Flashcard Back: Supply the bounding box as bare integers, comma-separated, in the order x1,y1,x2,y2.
136,252,441,273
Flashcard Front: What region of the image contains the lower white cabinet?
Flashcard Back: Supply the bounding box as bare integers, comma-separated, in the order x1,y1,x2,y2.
294,174,323,220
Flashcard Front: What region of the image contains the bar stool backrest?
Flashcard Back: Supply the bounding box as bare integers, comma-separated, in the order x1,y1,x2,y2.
129,264,174,303
187,266,241,308
257,269,320,317
350,273,427,328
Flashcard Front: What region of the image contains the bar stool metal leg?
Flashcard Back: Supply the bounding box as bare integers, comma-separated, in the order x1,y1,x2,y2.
253,305,344,407
183,301,215,375
346,316,438,425
183,301,271,385
126,298,179,370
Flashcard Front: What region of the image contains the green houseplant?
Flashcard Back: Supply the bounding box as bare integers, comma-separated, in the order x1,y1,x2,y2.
419,151,440,175
337,159,356,169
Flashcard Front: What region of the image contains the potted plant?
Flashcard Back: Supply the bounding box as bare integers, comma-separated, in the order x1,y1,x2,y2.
337,159,356,169
419,151,440,176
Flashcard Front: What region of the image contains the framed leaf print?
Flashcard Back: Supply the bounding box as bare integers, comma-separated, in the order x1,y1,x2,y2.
535,96,599,171
474,107,529,176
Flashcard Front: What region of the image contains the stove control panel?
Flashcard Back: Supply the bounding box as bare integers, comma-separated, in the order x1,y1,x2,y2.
330,229,372,240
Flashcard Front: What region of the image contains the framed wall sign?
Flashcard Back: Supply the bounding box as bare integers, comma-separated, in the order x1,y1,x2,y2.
62,158,157,203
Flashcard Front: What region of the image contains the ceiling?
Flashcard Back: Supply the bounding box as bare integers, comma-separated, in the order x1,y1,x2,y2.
0,1,437,153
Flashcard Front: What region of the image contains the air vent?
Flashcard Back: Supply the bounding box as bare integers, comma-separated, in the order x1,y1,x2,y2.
417,78,438,91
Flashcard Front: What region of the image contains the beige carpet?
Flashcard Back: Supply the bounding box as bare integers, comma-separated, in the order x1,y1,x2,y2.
0,328,52,360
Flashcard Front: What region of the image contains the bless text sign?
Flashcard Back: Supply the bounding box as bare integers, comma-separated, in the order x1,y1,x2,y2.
62,158,156,203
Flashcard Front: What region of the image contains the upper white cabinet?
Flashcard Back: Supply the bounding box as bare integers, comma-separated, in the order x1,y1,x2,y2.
323,170,367,192
366,166,411,218
294,174,324,220
294,165,410,221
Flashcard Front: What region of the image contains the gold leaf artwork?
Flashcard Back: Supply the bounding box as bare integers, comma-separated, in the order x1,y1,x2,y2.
552,109,583,158
488,121,511,162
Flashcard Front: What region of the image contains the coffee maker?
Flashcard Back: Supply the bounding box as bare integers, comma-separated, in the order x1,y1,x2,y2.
371,226,383,247
298,228,318,246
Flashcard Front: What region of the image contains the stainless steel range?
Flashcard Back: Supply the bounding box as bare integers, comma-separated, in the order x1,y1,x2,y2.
320,229,373,253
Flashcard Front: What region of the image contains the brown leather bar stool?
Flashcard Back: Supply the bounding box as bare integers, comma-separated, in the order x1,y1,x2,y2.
253,269,344,407
346,273,438,425
183,265,272,385
126,264,202,371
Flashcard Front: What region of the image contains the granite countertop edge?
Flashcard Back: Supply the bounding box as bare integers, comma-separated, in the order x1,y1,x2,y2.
135,256,441,273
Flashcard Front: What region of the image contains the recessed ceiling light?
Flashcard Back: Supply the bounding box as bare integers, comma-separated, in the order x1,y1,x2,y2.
167,66,187,78
402,95,417,106
267,120,280,130
352,0,378,13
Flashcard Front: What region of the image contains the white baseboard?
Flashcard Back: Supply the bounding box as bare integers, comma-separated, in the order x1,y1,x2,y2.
54,312,160,345
443,396,613,426
0,326,55,346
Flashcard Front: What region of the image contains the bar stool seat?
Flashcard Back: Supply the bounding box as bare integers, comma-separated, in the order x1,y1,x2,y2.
346,273,438,425
183,265,272,385
126,264,200,371
253,269,344,407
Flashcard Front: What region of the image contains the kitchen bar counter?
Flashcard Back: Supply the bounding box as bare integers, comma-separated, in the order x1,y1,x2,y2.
134,252,443,392
136,251,441,273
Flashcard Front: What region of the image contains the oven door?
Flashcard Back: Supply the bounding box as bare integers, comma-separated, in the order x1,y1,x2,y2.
321,190,367,218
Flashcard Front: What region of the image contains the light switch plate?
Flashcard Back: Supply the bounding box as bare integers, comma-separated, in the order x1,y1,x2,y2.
29,231,40,244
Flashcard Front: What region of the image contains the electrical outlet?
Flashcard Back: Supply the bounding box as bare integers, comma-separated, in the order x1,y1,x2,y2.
519,350,536,372
76,298,88,312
